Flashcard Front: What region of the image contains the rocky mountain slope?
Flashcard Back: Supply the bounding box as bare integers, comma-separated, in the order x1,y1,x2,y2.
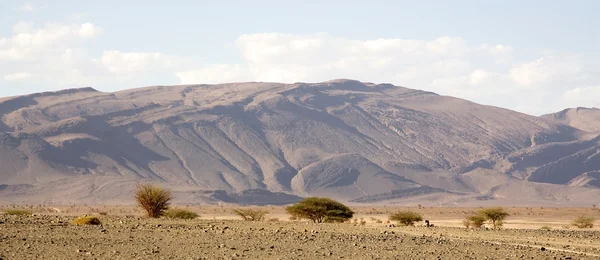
1,80,599,205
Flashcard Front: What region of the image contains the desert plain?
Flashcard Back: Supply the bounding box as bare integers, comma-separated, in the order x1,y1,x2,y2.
1,205,599,260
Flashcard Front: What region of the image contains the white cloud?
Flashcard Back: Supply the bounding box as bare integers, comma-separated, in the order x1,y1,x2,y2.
1,20,599,115
562,86,600,108
3,72,34,81
510,55,586,87
469,70,490,85
17,3,35,12
175,33,600,115
0,22,103,61
100,50,179,74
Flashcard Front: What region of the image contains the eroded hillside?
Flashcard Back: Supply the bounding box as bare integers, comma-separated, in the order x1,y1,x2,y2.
1,80,599,205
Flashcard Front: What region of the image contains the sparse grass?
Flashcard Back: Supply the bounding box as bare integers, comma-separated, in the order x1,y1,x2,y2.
232,209,268,221
72,216,102,225
389,211,423,226
540,226,552,230
572,216,595,229
164,209,199,219
268,218,280,222
4,209,33,215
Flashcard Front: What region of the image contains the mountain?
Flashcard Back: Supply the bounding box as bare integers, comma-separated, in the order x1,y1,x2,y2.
1,80,599,205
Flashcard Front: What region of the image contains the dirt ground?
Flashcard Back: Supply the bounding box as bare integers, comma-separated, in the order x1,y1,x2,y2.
1,206,600,259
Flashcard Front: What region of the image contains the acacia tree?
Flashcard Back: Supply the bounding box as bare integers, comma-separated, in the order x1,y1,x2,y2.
479,207,509,228
286,197,354,223
389,211,423,226
134,184,173,218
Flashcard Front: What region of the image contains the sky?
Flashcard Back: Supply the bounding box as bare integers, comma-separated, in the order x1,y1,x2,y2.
0,0,599,115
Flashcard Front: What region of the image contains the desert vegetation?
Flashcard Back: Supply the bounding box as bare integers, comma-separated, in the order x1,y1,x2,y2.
285,197,354,223
2,205,600,259
4,209,33,215
389,211,423,226
463,214,487,228
72,216,102,225
479,207,509,228
572,216,595,229
134,184,173,218
164,208,198,219
232,209,269,221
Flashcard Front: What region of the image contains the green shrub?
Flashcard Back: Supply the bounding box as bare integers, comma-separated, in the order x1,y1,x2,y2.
464,215,486,228
232,209,268,221
72,216,102,225
389,211,423,226
572,216,595,229
134,184,173,218
479,207,509,228
286,197,354,223
164,208,198,219
4,209,33,215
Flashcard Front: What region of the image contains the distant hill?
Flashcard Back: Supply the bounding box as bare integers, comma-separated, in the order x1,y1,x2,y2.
1,80,599,206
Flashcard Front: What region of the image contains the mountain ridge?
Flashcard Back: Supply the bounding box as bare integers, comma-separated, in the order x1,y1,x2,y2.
1,79,599,205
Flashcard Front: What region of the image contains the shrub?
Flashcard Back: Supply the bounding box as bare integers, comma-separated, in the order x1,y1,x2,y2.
479,207,509,228
389,211,423,226
72,216,102,225
232,209,268,221
4,209,33,215
286,197,354,223
164,208,198,219
465,215,486,228
572,216,595,229
462,219,471,228
134,184,173,218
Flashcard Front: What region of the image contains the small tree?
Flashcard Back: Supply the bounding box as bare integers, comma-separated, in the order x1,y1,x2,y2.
389,211,423,226
134,184,173,218
285,197,354,223
479,207,509,228
232,209,268,221
464,215,486,228
572,216,595,229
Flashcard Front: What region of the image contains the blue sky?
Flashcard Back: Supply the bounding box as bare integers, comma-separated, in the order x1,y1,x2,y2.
0,0,599,115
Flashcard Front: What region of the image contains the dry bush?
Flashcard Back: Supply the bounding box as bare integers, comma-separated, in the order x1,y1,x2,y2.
360,220,367,225
540,226,552,230
4,209,33,215
99,212,108,216
72,216,102,225
232,209,268,221
134,184,173,218
164,209,199,220
572,216,595,229
375,219,383,224
389,211,423,226
268,218,280,222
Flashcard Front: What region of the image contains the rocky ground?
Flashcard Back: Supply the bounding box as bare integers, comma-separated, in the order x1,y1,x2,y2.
1,214,599,259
